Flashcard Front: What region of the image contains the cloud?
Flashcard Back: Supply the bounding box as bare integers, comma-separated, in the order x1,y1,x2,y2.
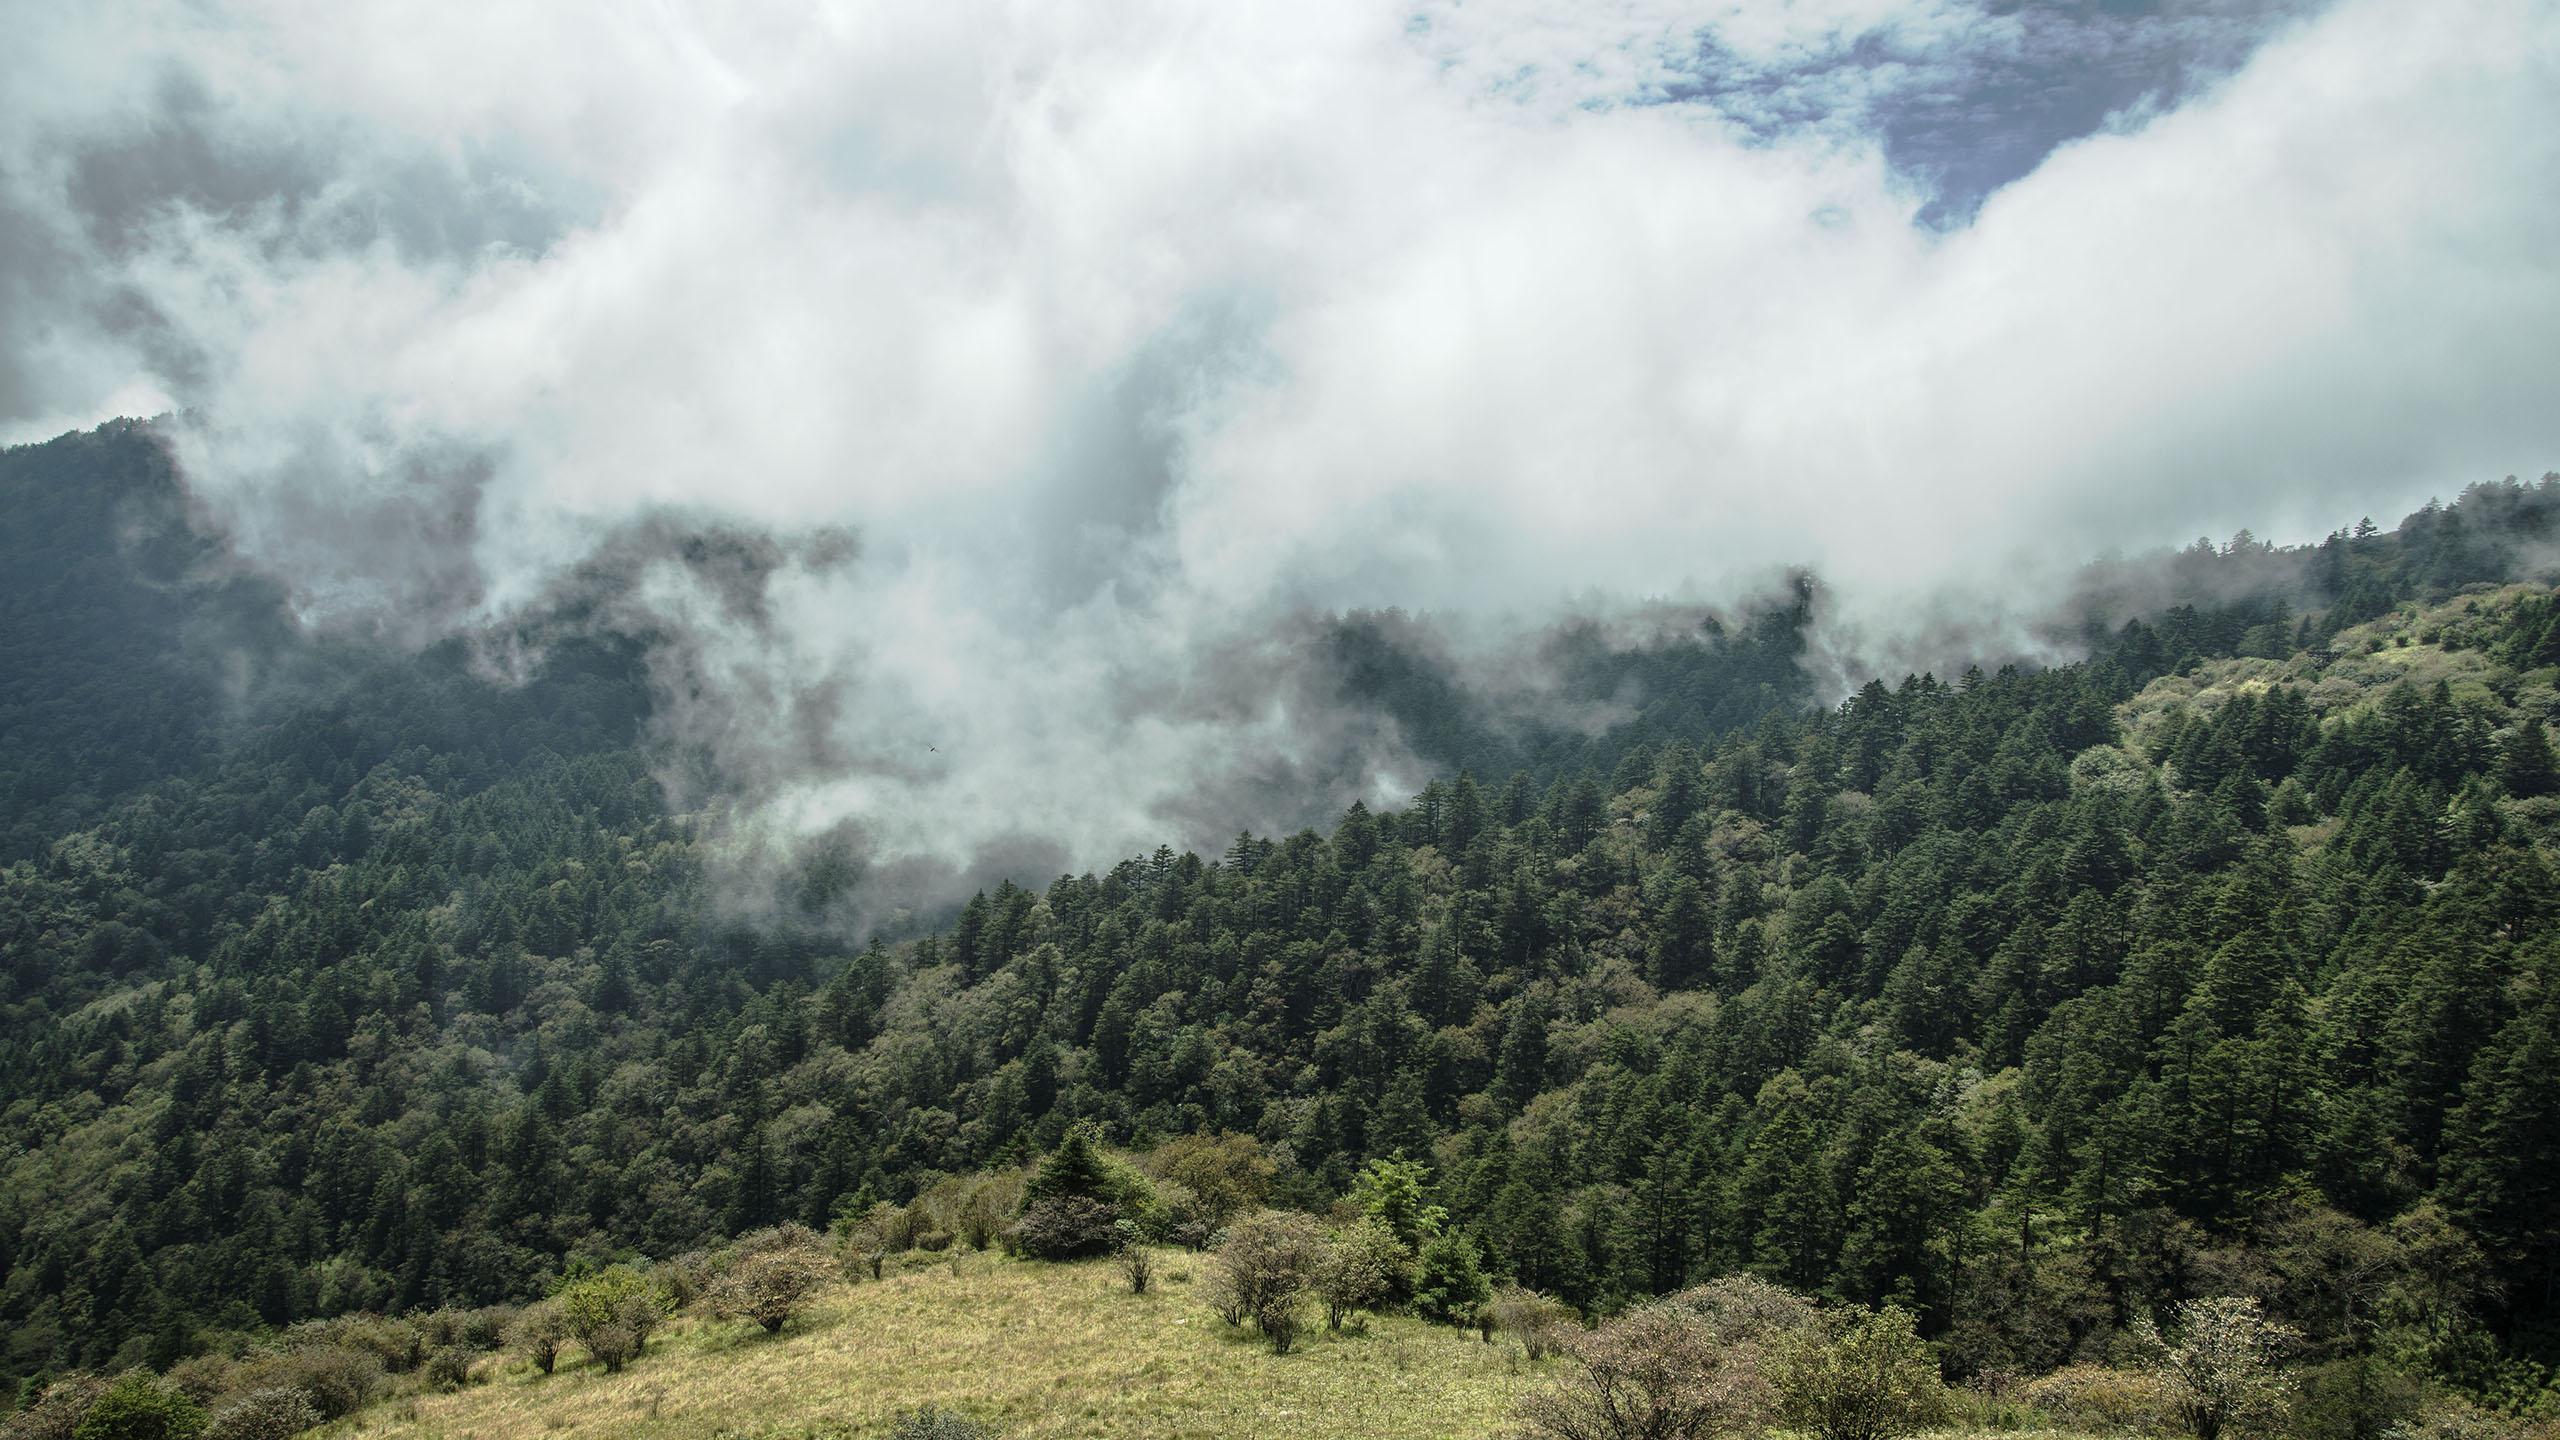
2,0,2555,916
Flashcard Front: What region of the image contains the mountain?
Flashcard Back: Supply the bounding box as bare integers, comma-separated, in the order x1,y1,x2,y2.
5,423,2560,1420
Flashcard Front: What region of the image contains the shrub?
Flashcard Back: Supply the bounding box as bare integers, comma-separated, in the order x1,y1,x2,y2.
955,1175,1020,1252
710,1231,838,1336
1956,1367,2033,1431
1314,1219,1407,1331
1146,1181,1216,1250
736,1221,822,1258
582,1323,642,1374
555,1266,673,1373
1514,1304,1777,1440
888,1408,995,1440
456,1306,515,1351
283,1316,421,1375
2022,1364,2181,1435
415,1310,461,1350
2295,1357,2422,1440
199,1389,320,1440
1024,1126,1154,1213
1412,1232,1491,1327
1201,1267,1250,1327
3,1374,109,1440
1006,1195,1123,1261
68,1372,204,1440
216,1349,380,1424
2133,1296,2299,1440
1213,1211,1325,1330
1117,1227,1155,1296
1771,1304,1951,1440
1671,1275,1828,1346
1147,1134,1276,1229
1257,1294,1307,1356
843,1200,919,1276
2385,1396,2556,1440
507,1300,572,1376
1490,1285,1579,1360
1006,1127,1160,1259
420,1348,473,1390
660,1248,727,1310
908,1172,984,1249
161,1358,230,1408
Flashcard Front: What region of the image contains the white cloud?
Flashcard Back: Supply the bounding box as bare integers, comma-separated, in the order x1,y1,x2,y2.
4,0,2555,911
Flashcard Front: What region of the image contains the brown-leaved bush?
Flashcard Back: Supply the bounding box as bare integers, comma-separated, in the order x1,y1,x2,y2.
1514,1304,1777,1440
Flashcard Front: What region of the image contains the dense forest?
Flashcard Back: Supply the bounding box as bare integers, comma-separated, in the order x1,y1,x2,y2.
7,422,2560,1420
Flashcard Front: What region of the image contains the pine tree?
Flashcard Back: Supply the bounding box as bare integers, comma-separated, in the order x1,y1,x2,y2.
2440,1005,2560,1305
1371,1069,1437,1160
1492,997,1552,1107
1023,1124,1114,1208
2499,720,2558,798
1740,1072,1835,1292
1649,874,1715,991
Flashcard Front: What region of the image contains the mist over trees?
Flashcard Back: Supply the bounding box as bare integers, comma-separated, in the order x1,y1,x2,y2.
5,425,2560,1425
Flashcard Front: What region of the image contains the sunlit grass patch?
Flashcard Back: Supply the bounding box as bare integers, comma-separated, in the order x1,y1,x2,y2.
329,1250,1542,1440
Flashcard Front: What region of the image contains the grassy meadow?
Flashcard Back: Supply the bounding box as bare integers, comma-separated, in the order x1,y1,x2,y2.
328,1249,1545,1440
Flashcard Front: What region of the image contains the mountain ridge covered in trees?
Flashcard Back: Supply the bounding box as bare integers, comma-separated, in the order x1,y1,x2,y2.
5,421,2560,1418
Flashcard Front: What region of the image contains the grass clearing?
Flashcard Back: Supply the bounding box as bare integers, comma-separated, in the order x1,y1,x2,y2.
329,1249,1544,1440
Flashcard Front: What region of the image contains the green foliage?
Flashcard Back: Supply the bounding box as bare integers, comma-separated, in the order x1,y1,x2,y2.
553,1267,671,1373
841,1200,917,1276
1117,1232,1154,1296
418,1349,471,1391
1349,1159,1447,1251
1669,1275,1826,1347
69,1373,204,1440
1259,1294,1307,1356
1314,1219,1410,1331
1770,1305,1950,1440
1145,1133,1275,1230
1006,1128,1156,1260
1413,1232,1491,1327
4,422,2560,1406
216,1348,378,1422
1022,1126,1114,1210
2293,1357,2423,1440
1005,1195,1122,1262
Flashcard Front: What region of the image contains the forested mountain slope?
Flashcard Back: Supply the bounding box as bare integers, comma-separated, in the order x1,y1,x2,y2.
0,422,286,858
5,422,2560,1407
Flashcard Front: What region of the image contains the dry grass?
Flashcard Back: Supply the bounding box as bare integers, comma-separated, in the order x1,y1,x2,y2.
326,1249,1543,1440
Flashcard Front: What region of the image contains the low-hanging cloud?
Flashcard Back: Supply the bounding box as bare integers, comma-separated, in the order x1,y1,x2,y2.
3,0,2556,918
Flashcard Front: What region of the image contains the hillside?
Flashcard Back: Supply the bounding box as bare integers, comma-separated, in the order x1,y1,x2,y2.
331,1250,1537,1440
8,425,2560,1428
